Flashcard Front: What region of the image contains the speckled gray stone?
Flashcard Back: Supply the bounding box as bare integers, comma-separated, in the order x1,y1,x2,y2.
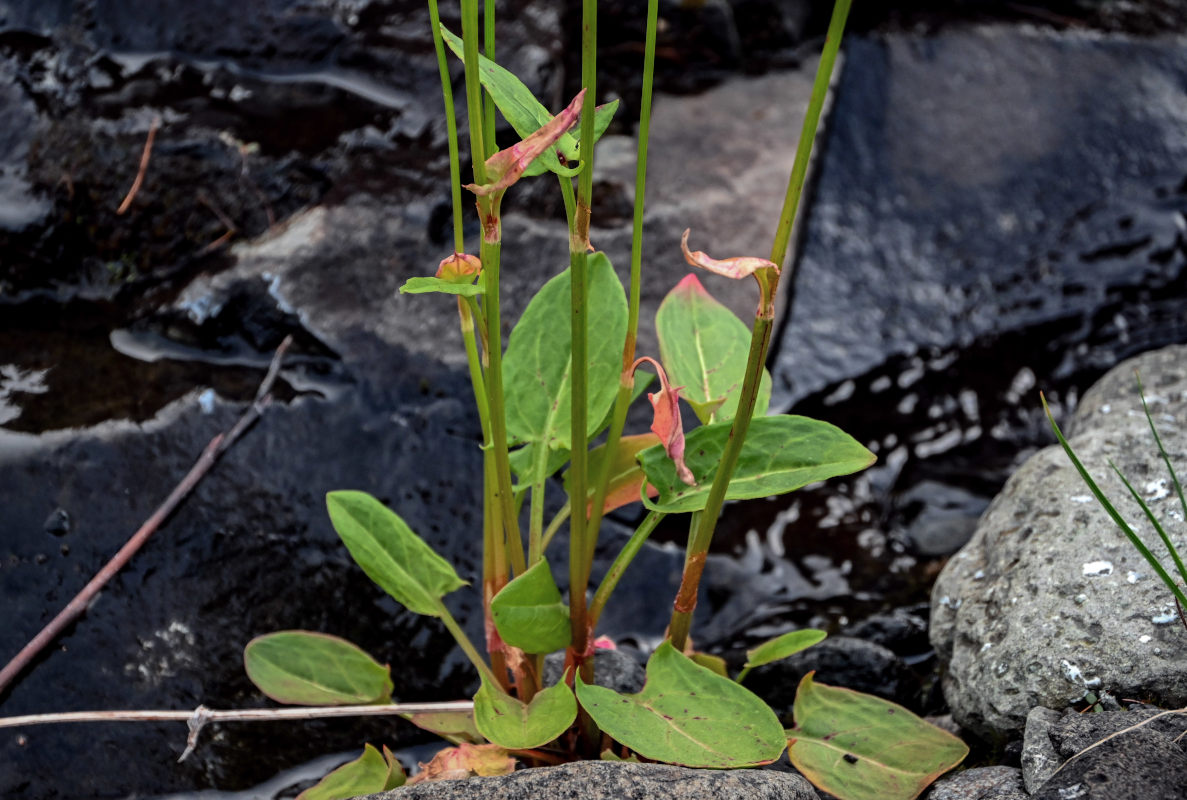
930,345,1187,737
355,760,819,800
922,766,1027,800
1021,707,1063,793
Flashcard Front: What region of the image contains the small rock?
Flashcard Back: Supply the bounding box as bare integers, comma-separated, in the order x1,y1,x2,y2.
922,766,1027,800
1021,707,1063,793
358,760,819,800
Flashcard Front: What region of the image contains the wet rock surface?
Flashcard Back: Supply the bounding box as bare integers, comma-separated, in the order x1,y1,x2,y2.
359,760,820,800
930,345,1187,737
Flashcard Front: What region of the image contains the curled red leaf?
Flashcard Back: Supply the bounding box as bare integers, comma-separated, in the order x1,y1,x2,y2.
680,228,778,280
465,90,586,199
631,356,696,486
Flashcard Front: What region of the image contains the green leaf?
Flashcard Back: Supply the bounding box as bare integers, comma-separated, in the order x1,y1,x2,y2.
788,674,967,800
440,28,618,178
690,652,730,678
737,630,827,683
406,708,484,744
400,277,485,297
656,274,771,424
576,641,786,768
297,744,404,800
503,253,628,451
244,631,393,706
474,677,578,749
508,442,570,486
490,560,571,653
326,491,466,616
639,415,876,514
566,433,661,515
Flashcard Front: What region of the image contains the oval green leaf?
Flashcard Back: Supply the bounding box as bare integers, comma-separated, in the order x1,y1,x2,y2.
747,629,827,670
490,559,571,653
297,744,404,800
576,641,786,768
788,673,968,800
638,415,876,514
400,277,485,297
244,631,393,706
326,490,466,616
474,677,577,749
503,253,627,451
656,274,771,424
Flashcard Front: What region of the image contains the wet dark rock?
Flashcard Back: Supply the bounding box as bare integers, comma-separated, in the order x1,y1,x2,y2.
745,635,920,720
1027,708,1187,800
921,766,1027,800
359,760,820,800
542,648,645,694
898,481,989,557
931,346,1187,738
774,27,1187,409
1021,707,1063,792
844,606,930,657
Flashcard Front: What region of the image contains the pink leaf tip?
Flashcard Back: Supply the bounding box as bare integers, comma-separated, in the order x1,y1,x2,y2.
680,228,778,280
632,356,696,486
435,252,482,284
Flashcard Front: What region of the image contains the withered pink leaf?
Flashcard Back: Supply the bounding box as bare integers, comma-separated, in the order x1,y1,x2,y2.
435,252,482,284
407,743,516,785
466,89,586,198
680,229,778,280
631,356,696,486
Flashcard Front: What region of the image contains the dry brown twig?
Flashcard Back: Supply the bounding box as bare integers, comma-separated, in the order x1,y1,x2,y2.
0,336,294,696
117,115,161,214
0,701,475,762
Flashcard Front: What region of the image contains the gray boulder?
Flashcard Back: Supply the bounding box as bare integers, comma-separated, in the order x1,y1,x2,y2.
358,760,819,800
930,345,1187,737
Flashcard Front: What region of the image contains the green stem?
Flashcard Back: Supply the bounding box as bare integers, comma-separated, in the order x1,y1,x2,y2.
667,0,851,653
459,0,487,185
481,239,527,578
567,0,599,670
528,445,548,564
588,510,664,629
428,0,465,252
438,601,501,687
541,500,571,553
586,0,659,560
482,0,497,158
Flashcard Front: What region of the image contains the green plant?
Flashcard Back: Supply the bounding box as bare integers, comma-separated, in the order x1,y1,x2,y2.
1043,375,1187,616
243,1,968,797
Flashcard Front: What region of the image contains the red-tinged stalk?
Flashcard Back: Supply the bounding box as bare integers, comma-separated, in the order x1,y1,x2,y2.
667,0,852,653
586,0,660,565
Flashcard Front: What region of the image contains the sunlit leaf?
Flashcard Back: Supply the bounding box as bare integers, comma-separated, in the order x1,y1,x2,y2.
326,491,466,616
244,631,392,706
503,254,627,451
474,677,577,749
297,744,404,800
576,641,785,768
657,273,771,424
490,559,571,653
639,415,875,514
788,673,968,800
